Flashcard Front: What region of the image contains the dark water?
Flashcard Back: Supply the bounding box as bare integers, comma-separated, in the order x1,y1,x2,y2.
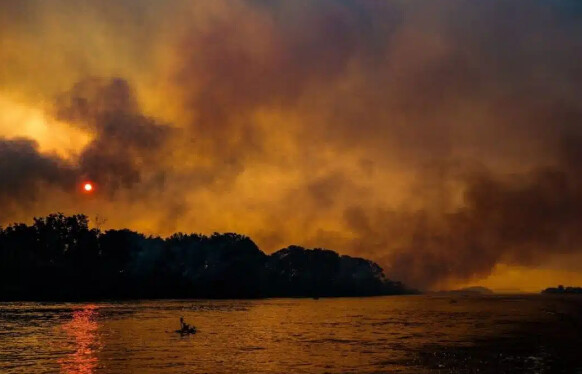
0,295,581,373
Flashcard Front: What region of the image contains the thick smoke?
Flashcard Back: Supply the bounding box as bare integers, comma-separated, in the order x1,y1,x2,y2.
1,0,582,289
0,138,76,220
0,77,171,217
344,165,582,288
55,78,172,193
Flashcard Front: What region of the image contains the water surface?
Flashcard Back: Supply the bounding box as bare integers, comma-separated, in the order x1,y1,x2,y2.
1,295,581,373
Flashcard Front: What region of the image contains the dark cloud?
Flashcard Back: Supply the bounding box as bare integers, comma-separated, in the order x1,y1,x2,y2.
173,0,367,167
2,0,582,288
55,78,172,194
0,138,76,219
0,77,173,221
342,164,582,288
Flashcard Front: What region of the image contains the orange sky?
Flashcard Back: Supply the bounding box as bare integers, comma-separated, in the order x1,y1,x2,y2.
1,0,582,291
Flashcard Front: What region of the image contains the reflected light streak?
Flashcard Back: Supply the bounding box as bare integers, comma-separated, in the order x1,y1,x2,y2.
58,305,101,374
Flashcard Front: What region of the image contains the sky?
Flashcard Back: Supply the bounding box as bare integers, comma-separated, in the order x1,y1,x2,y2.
1,0,582,291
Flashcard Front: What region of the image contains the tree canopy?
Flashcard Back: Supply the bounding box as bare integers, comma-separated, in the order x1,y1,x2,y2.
0,213,413,300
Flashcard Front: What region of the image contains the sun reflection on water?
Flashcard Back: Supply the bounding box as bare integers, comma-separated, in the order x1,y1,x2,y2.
58,305,101,374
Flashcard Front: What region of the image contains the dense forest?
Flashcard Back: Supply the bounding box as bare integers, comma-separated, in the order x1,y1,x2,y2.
0,213,413,300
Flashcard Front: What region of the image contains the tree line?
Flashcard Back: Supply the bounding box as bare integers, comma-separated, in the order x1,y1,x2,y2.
0,213,413,300
542,285,582,294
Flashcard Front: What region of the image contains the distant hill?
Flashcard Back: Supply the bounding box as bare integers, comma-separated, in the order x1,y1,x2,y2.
458,286,494,294
434,286,494,295
0,213,416,301
542,286,582,295
491,288,525,295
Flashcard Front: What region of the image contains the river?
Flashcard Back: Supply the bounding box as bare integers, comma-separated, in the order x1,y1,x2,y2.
1,295,581,373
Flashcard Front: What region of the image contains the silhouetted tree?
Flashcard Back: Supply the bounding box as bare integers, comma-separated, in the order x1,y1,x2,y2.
542,285,582,294
0,213,414,300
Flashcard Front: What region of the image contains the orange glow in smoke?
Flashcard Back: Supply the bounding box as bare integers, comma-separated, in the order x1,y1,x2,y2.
83,183,93,193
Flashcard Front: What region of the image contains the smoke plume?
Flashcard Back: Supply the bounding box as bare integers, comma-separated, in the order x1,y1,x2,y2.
1,0,582,289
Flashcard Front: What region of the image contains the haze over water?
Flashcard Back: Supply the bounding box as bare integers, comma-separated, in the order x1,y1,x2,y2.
1,295,581,373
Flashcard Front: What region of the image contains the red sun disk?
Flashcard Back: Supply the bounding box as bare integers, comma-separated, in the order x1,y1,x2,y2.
83,182,94,193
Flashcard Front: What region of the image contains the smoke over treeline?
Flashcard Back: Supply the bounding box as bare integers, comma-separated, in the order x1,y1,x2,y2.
1,0,582,289
0,213,409,299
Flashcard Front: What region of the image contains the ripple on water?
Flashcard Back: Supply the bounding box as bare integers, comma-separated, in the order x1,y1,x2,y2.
0,296,581,373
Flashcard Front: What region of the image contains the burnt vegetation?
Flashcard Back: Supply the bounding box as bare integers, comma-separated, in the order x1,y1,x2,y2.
0,213,412,300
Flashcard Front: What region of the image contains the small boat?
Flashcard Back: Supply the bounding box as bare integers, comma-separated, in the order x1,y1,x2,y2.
176,317,197,335
176,326,197,335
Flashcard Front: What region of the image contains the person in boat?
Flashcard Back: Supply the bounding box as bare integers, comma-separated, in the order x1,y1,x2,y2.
178,316,197,334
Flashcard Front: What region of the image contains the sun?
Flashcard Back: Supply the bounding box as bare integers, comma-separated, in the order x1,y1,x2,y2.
83,182,94,192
